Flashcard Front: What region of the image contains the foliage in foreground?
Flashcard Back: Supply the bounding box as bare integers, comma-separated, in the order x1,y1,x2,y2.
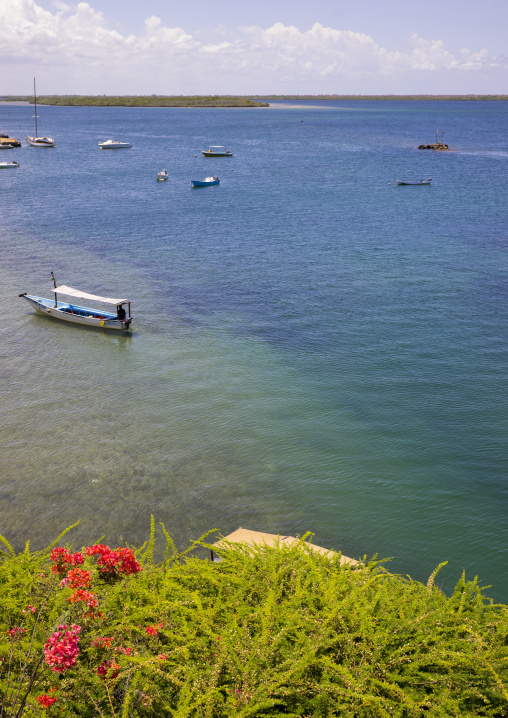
1,520,507,717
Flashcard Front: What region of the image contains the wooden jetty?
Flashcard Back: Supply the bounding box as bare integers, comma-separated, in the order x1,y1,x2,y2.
211,527,358,565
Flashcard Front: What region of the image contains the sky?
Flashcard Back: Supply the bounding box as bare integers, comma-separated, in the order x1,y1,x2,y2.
1,0,507,95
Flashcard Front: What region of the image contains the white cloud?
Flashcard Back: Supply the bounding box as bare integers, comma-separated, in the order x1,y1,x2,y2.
0,0,506,93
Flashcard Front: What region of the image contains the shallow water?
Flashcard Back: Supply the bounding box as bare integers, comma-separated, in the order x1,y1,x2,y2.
0,99,507,600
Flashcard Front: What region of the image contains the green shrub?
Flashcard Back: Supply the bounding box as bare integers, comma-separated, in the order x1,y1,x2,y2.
1,521,507,717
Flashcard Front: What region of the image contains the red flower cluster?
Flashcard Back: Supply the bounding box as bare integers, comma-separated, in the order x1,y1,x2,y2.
35,690,58,709
145,625,159,636
158,653,168,662
44,624,81,673
96,659,120,681
85,545,141,578
50,548,84,576
66,568,92,589
67,589,99,608
6,627,26,639
91,636,113,650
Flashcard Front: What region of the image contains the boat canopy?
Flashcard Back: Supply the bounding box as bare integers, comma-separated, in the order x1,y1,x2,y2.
51,285,128,305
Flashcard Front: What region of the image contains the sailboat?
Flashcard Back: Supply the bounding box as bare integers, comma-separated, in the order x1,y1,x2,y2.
25,79,56,147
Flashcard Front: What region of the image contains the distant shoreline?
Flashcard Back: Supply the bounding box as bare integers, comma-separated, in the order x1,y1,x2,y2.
0,95,507,108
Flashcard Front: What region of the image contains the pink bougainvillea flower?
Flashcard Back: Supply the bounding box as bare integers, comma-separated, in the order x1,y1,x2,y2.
145,625,158,636
158,653,168,662
44,624,81,673
6,627,26,639
117,646,133,655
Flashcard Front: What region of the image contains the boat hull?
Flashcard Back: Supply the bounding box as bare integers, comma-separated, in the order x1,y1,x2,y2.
201,152,232,157
0,162,19,169
25,136,56,147
99,141,132,149
22,295,132,331
190,179,220,187
396,179,432,185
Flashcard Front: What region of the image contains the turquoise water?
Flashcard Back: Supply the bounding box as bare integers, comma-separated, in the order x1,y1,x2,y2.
1,100,507,600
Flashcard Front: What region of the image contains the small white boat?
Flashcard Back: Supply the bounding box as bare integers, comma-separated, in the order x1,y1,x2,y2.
190,176,220,188
0,161,19,169
19,274,132,331
98,139,132,149
0,143,15,150
396,178,432,185
26,78,56,147
157,169,169,181
201,146,232,157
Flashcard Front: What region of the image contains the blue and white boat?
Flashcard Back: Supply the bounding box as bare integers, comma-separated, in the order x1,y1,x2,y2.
19,275,132,331
190,176,220,188
157,169,169,181
0,161,19,169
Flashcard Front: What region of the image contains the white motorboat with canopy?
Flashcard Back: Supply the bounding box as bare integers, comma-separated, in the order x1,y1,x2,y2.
19,274,132,331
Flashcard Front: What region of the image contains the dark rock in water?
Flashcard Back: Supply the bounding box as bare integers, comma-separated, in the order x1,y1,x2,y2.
417,143,451,151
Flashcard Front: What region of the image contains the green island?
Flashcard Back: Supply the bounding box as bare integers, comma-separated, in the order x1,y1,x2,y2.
2,96,269,108
1,520,507,717
3,94,508,106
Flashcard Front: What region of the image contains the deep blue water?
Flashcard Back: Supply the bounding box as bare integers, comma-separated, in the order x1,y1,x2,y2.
1,100,507,600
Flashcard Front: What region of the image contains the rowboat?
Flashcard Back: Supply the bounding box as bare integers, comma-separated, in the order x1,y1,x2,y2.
201,146,232,157
98,139,132,149
19,274,132,331
396,178,432,185
190,176,220,188
157,169,169,181
0,161,19,169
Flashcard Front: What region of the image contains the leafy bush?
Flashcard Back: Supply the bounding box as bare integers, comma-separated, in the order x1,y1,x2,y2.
1,520,507,717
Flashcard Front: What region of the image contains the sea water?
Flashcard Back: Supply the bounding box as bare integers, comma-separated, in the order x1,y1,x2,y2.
0,100,507,600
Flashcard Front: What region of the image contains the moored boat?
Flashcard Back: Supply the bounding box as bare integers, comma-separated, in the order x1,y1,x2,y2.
0,161,19,168
396,178,432,185
157,169,169,181
19,274,132,331
25,79,56,147
98,139,132,149
0,138,21,147
190,176,220,188
201,146,232,157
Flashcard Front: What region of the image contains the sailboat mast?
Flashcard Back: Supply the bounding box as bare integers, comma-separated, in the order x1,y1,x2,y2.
33,78,38,137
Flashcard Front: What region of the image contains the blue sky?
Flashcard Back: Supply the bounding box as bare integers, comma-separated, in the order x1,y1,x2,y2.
1,0,507,94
